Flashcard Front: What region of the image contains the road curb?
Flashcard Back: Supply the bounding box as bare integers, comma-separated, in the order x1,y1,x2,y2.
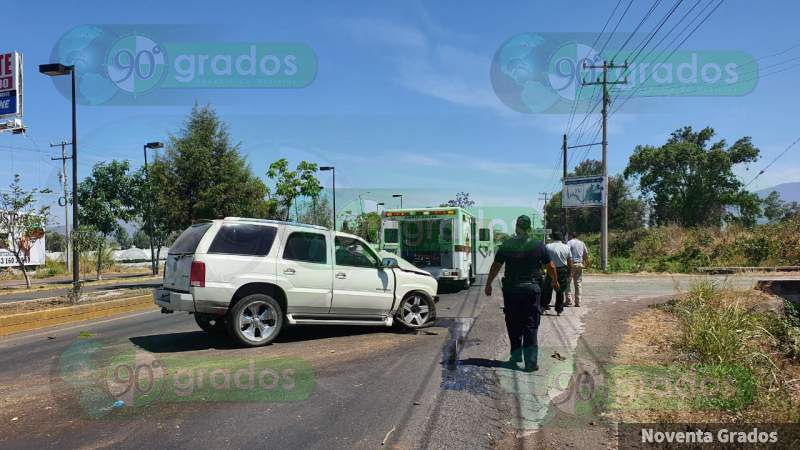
0,294,156,336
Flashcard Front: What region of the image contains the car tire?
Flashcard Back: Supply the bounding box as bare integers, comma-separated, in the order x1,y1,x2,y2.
396,292,436,329
194,313,228,336
227,294,284,347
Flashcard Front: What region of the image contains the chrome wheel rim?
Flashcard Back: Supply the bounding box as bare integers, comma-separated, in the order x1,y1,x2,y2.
402,295,430,326
239,301,277,343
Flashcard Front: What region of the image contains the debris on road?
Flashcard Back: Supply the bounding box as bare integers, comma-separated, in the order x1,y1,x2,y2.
381,425,396,445
551,351,566,361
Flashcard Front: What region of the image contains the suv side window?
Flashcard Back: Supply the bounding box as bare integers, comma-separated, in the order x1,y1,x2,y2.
283,232,328,264
335,236,379,268
208,224,277,256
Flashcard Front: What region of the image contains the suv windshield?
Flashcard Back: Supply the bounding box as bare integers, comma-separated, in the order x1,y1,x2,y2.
169,223,212,254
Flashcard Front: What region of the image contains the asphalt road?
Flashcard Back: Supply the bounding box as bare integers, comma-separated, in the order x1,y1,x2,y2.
0,272,794,449
0,281,489,449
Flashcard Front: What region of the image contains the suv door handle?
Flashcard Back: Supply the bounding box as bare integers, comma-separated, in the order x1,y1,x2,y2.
335,272,347,279
283,268,296,275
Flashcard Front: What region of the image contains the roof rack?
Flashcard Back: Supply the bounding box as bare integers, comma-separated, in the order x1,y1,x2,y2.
222,217,329,231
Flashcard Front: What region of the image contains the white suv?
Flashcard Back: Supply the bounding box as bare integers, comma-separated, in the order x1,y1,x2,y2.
154,217,438,346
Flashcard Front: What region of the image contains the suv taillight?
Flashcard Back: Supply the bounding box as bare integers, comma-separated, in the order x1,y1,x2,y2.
190,261,205,287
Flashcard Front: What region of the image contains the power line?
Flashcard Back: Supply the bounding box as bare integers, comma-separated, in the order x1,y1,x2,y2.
745,135,800,188
565,0,625,135
611,0,725,116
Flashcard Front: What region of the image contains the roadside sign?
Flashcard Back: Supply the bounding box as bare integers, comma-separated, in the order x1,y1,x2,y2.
0,52,21,118
562,175,605,208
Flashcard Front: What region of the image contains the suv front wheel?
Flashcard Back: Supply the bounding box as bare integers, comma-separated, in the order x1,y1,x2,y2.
227,294,284,347
396,292,436,329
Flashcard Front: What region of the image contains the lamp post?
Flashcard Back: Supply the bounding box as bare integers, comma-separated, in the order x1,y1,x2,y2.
358,191,371,215
320,166,335,229
392,194,404,209
143,141,164,275
39,63,79,289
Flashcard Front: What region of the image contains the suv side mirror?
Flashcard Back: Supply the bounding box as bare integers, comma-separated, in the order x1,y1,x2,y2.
381,257,399,269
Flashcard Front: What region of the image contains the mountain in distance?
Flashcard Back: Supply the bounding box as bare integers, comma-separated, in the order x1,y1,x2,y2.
756,182,800,203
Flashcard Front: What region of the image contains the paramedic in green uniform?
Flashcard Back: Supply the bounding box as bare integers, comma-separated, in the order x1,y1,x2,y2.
485,215,559,371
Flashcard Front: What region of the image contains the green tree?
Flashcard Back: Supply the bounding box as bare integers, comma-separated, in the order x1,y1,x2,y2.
353,212,381,243
266,158,323,221
298,195,333,228
441,192,475,208
148,104,271,232
132,228,150,249
762,190,800,223
78,161,136,279
545,160,645,233
46,230,66,253
114,227,132,249
0,175,50,288
624,126,761,227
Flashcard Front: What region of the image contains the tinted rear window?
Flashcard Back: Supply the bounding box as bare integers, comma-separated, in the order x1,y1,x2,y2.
169,223,212,254
209,224,277,256
283,232,328,264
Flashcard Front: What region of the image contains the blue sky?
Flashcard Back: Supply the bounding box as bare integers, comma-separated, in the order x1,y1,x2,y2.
3,0,800,226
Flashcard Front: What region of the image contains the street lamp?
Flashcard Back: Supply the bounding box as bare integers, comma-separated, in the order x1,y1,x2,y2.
392,194,404,209
358,191,371,215
320,166,335,230
40,63,79,289
143,141,164,275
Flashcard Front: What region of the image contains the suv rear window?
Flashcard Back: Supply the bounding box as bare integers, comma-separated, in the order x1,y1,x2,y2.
169,223,212,254
209,224,277,256
283,232,327,264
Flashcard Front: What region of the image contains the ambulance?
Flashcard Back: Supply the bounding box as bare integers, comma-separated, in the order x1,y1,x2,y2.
380,207,494,289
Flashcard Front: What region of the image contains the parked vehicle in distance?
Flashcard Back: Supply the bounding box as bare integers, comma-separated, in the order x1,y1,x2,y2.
380,207,493,289
155,217,438,347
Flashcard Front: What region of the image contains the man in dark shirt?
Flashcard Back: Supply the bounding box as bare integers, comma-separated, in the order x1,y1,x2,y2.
485,215,558,371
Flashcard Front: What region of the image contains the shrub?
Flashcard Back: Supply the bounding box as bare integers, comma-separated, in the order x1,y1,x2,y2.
35,258,68,278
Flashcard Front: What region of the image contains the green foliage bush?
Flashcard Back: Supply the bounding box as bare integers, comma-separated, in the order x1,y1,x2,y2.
580,213,800,273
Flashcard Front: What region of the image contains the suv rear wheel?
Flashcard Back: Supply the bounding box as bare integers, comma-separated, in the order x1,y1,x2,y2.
227,294,284,347
194,313,228,336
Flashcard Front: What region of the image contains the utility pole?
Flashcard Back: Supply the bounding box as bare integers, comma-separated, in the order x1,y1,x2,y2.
51,141,72,272
582,60,628,272
562,134,568,238
538,192,550,239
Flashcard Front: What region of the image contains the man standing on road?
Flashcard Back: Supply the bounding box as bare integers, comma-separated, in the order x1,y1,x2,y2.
485,215,558,372
566,232,589,307
541,232,572,315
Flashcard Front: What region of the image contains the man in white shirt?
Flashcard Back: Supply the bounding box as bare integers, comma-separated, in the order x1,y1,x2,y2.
541,232,572,315
566,232,589,307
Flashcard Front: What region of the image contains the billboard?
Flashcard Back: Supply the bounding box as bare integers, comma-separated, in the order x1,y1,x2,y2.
0,51,21,120
562,175,605,208
0,211,46,267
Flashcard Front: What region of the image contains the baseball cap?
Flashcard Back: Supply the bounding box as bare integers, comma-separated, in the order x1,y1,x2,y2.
515,215,532,231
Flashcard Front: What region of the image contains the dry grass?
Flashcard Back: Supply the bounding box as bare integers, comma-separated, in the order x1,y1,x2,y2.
606,284,800,424
0,288,151,316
